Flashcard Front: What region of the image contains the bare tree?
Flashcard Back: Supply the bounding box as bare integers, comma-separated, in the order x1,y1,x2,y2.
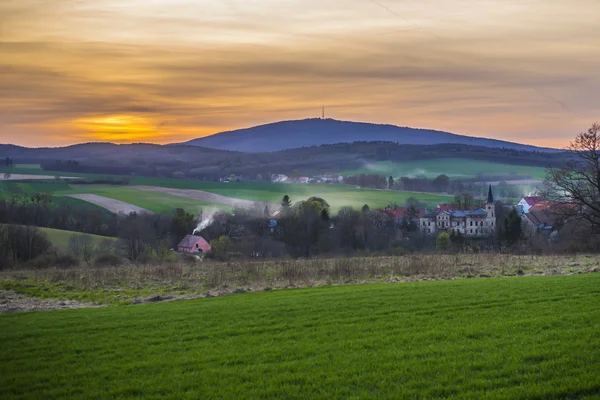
69,234,96,265
545,123,600,231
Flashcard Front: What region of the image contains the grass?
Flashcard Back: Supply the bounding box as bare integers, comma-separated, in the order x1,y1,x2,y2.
341,159,548,179
36,227,116,252
128,178,451,210
0,174,453,213
1,273,599,399
0,181,72,195
60,186,232,214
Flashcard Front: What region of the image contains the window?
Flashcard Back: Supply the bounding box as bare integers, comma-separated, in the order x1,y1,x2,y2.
470,221,473,226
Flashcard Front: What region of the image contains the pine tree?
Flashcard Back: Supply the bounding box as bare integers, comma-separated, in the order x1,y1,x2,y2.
503,209,522,246
361,204,370,213
280,195,292,216
388,176,394,189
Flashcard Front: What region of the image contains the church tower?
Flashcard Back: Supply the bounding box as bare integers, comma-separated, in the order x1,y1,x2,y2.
485,185,496,231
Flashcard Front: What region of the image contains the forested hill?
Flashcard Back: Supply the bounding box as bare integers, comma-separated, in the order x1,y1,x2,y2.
185,118,559,153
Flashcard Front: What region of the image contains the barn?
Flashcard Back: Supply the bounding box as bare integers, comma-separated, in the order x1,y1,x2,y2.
177,235,211,254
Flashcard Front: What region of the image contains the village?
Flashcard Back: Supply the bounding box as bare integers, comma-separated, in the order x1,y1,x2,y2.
176,185,575,257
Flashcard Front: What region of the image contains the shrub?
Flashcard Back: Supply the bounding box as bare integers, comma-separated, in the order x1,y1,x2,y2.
436,233,451,252
54,253,79,268
93,253,124,267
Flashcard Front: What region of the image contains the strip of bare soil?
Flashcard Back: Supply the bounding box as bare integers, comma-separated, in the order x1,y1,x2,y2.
67,194,153,215
0,290,101,313
133,185,278,212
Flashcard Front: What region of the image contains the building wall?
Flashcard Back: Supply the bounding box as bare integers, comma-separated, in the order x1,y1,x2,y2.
420,203,496,237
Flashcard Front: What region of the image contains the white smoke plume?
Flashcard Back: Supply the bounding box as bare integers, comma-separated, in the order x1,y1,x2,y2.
193,208,219,235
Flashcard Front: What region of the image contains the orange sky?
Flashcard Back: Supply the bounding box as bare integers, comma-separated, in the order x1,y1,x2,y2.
1,0,599,148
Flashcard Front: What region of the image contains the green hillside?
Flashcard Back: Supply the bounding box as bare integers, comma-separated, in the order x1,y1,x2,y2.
1,274,599,399
36,227,116,252
341,159,547,179
0,175,452,213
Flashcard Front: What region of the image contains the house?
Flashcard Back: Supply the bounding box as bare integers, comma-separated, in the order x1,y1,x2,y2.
177,235,212,254
271,174,289,183
320,173,343,183
298,177,311,184
522,201,578,234
420,186,497,237
517,196,544,214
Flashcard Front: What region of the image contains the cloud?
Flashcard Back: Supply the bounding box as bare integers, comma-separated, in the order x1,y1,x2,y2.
1,0,599,147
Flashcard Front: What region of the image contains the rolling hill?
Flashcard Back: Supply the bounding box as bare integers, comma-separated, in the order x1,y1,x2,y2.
185,118,559,153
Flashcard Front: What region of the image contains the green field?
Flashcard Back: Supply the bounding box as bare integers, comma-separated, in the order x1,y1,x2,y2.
36,227,116,252
1,274,599,399
341,159,547,179
0,171,453,213
60,186,232,214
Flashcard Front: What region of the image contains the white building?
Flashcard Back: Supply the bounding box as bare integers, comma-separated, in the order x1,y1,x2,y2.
420,186,497,237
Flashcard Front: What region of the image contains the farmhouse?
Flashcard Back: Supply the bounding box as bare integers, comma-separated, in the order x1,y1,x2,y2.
177,235,211,254
522,201,578,234
420,186,497,237
517,196,544,214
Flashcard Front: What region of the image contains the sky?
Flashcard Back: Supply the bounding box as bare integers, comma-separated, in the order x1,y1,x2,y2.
1,0,599,148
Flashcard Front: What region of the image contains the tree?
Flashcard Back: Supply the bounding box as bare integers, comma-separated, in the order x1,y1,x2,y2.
453,193,474,210
69,234,96,265
405,197,425,209
502,209,523,246
388,176,394,189
546,123,600,232
171,208,195,246
433,174,450,193
264,205,270,218
436,232,451,251
210,235,232,260
361,204,370,213
118,212,154,261
280,194,292,214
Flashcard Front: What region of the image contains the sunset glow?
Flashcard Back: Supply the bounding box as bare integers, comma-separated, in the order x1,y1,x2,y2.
1,0,599,147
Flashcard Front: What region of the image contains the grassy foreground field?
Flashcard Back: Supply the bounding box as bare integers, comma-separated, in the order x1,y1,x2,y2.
341,159,547,179
1,274,599,399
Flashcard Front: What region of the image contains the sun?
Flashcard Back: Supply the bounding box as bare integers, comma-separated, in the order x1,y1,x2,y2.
73,115,162,142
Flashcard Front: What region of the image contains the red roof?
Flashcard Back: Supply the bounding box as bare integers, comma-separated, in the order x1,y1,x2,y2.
382,207,426,220
523,196,544,206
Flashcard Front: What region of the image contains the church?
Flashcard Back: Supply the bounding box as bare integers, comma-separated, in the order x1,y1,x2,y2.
419,186,497,237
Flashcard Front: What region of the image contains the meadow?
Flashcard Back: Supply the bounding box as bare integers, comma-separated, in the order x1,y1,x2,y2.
1,273,599,399
341,159,547,179
36,227,116,252
0,166,453,213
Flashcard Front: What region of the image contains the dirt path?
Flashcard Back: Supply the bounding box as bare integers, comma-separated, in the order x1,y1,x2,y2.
67,194,153,215
0,290,101,313
133,186,279,212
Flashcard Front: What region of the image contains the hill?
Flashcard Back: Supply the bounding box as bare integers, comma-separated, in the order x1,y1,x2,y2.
1,274,599,398
0,141,567,182
185,118,559,153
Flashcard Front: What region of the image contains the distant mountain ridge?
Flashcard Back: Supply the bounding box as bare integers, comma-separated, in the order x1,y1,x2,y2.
184,118,557,153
